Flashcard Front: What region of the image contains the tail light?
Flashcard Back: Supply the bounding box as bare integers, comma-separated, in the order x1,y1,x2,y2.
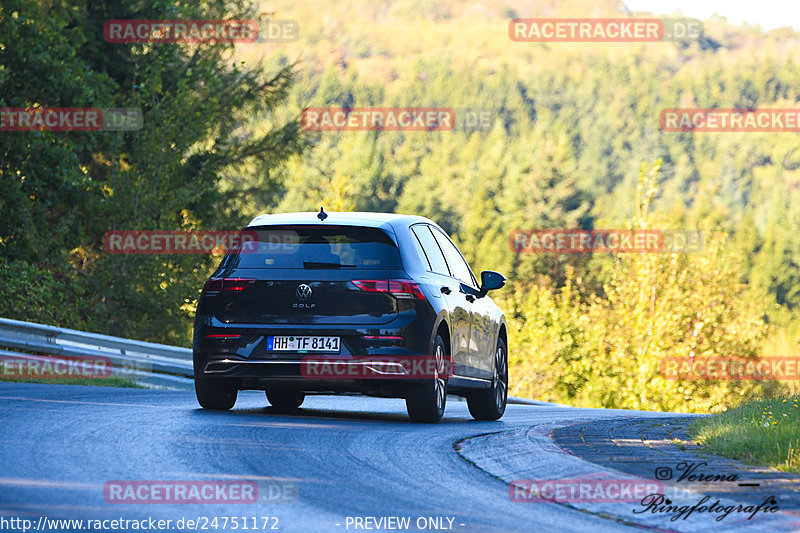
352,279,426,300
202,278,256,295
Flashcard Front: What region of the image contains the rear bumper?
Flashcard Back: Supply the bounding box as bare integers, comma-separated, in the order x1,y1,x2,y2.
192,303,447,396
197,356,438,397
203,357,410,377
193,309,435,368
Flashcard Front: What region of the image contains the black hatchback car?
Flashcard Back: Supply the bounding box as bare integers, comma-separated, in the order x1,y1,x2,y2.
193,210,508,422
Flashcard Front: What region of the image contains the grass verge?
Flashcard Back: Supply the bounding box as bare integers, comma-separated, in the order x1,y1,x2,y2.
689,394,800,473
0,377,145,388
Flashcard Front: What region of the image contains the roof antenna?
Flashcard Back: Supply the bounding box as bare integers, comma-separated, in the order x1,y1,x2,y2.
317,206,328,221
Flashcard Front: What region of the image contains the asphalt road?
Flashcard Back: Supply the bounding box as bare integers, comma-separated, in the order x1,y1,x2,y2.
0,383,787,533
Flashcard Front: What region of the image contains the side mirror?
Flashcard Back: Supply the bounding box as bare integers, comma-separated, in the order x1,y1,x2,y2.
478,270,506,297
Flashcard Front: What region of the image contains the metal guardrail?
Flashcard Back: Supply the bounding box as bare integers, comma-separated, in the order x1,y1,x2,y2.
0,317,193,388
0,316,571,404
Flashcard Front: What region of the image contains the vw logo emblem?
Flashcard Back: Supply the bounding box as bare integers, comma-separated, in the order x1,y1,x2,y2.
296,284,312,301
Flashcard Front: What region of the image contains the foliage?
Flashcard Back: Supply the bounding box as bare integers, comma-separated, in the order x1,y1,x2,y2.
504,162,778,412
0,0,304,343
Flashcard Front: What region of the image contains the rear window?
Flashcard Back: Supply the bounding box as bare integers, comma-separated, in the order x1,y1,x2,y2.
220,225,402,270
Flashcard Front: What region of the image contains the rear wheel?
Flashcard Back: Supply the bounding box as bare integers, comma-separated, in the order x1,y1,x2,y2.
195,378,238,410
405,334,448,423
467,337,507,420
266,388,305,411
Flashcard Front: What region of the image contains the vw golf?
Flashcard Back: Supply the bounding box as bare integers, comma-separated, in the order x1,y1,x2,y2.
193,210,508,422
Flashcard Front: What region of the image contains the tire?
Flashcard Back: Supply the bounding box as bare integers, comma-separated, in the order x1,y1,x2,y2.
405,334,448,423
266,388,305,411
467,337,508,421
195,378,238,410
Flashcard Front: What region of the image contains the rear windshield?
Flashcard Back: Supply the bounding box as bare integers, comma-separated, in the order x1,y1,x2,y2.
221,225,403,270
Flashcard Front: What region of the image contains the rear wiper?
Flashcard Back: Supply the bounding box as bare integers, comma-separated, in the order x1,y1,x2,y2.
303,261,356,269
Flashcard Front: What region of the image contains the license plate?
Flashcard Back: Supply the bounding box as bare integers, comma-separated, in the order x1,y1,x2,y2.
267,336,340,353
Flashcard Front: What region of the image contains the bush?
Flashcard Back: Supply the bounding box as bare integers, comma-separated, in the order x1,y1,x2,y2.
504,161,783,412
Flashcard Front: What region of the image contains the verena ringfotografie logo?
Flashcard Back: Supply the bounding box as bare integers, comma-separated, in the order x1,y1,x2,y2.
660,357,800,380
509,229,704,253
661,108,800,132
103,480,297,504
103,231,257,254
1,355,112,380
653,461,740,483
300,355,454,380
509,18,702,42
103,19,298,43
1,108,141,131
509,478,662,503
633,494,779,523
301,107,455,132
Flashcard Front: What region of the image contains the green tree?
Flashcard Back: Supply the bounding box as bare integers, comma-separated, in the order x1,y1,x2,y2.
0,0,305,343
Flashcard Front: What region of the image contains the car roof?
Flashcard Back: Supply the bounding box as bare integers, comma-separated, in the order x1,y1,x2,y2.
246,211,437,231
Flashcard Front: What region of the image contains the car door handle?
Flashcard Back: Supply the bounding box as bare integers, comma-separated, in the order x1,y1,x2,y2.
440,286,452,295
465,294,475,303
